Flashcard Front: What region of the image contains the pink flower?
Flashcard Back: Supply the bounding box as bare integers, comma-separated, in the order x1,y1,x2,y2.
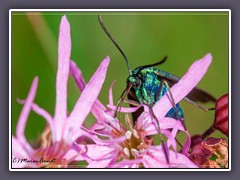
70,53,212,168
12,15,110,168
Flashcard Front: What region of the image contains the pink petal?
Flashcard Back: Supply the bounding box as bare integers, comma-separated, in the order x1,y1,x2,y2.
143,146,198,168
182,130,191,155
69,144,117,168
69,60,86,90
54,15,71,141
137,113,185,134
108,80,116,105
77,122,105,143
80,126,126,145
143,154,169,168
107,104,143,113
87,157,116,168
63,149,85,162
153,53,212,120
16,77,38,152
107,80,144,113
70,60,107,123
87,150,118,168
67,57,110,138
164,130,177,151
12,136,30,168
17,99,54,134
140,115,191,154
76,122,107,144
91,101,108,123
82,144,116,160
88,122,105,131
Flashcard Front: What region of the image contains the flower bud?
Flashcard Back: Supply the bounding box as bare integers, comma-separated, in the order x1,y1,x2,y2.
214,93,228,136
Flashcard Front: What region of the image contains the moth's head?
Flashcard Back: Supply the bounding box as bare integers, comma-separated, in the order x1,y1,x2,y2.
127,74,142,89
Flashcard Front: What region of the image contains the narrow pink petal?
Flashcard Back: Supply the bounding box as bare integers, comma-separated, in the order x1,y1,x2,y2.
107,104,143,113
54,15,71,141
109,80,117,105
91,101,108,123
17,99,56,143
107,80,145,117
69,60,86,91
63,149,85,162
153,53,212,120
164,130,177,151
16,77,38,151
142,116,191,153
81,144,116,160
158,122,191,155
70,60,107,123
88,122,105,131
76,122,107,144
168,122,181,152
101,112,121,130
77,122,105,143
81,124,126,145
141,116,185,132
67,57,110,136
17,99,54,131
182,130,191,155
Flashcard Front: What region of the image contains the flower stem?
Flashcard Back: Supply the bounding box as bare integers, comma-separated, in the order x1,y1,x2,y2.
201,125,216,140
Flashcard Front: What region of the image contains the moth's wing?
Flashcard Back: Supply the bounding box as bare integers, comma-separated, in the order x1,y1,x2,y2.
185,84,216,103
155,70,217,103
127,88,144,124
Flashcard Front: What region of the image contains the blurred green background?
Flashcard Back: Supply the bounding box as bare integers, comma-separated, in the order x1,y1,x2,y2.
11,11,229,142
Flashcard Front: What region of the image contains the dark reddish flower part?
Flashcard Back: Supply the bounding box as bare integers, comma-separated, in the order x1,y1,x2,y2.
189,137,228,168
214,93,228,136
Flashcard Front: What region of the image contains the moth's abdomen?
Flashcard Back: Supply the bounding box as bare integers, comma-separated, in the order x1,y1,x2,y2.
141,70,184,120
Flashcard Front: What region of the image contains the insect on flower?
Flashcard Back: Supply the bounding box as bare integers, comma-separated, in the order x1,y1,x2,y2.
98,15,216,163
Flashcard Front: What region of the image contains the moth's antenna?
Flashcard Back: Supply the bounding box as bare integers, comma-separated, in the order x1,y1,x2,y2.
98,15,132,75
136,56,167,75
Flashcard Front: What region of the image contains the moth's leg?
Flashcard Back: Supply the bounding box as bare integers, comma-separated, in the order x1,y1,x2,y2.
162,80,186,130
127,89,143,124
183,97,215,111
114,89,127,118
128,89,138,100
123,99,140,107
114,84,133,118
155,79,164,102
148,105,169,164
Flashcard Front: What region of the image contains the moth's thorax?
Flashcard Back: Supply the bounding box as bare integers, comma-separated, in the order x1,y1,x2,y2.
127,67,164,105
127,66,184,120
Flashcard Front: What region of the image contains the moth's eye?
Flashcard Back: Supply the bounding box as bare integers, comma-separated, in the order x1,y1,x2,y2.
134,78,141,87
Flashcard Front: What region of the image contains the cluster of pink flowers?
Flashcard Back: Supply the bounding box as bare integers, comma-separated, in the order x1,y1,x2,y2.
11,16,228,169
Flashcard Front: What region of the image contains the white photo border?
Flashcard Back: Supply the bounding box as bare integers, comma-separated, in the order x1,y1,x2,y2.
9,9,231,171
